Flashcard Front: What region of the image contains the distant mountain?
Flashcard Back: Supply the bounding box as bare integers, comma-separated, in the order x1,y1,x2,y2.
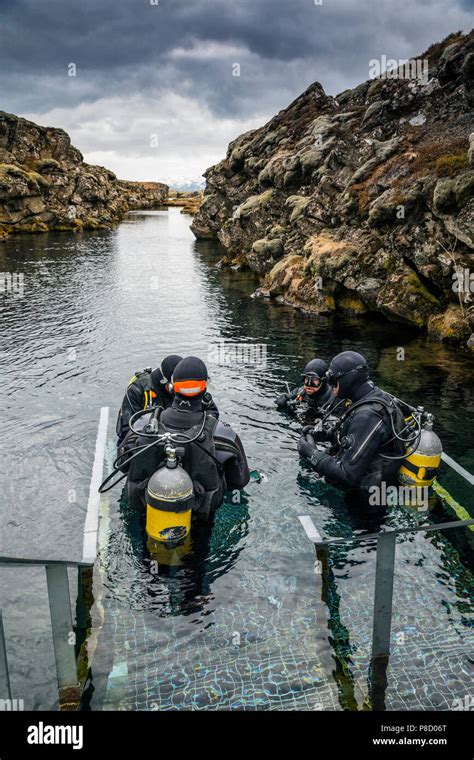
161,178,205,193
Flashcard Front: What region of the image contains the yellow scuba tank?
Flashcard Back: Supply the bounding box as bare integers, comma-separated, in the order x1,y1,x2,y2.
145,444,195,544
399,412,442,488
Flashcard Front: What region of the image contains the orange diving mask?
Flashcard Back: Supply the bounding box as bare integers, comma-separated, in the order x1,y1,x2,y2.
173,379,207,397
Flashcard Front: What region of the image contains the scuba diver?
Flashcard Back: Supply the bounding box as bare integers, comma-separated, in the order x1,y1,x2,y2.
125,356,250,523
116,354,219,470
116,354,183,445
116,354,219,443
276,358,340,418
297,351,407,496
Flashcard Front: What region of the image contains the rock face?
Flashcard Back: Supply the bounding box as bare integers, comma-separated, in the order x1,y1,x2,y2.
166,190,203,215
192,32,474,347
0,112,168,238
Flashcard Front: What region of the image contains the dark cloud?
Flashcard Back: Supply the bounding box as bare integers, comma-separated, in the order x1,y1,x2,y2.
0,0,471,180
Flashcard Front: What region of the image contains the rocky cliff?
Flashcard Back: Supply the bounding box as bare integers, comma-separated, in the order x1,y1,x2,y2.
192,31,474,347
0,112,168,239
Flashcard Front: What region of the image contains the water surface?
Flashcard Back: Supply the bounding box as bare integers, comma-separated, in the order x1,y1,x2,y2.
0,208,473,710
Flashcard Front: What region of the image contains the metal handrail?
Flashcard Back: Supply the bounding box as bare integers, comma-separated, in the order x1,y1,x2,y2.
299,457,474,710
0,407,109,711
0,557,93,567
299,516,474,547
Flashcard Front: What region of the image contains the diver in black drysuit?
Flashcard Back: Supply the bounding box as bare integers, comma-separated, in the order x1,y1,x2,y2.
116,354,219,471
116,354,219,444
298,351,405,496
276,359,340,419
127,356,249,514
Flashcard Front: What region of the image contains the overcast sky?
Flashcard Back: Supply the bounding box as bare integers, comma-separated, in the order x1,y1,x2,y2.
1,0,472,183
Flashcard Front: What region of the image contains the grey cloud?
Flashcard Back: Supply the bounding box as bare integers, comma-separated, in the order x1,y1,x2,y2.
0,0,472,180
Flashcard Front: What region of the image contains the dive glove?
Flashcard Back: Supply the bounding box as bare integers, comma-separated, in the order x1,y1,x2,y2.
298,432,328,466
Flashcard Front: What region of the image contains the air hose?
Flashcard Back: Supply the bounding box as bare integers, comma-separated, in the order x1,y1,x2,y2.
98,409,214,494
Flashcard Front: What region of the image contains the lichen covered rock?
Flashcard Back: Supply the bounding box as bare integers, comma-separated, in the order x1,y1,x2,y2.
192,31,474,346
0,111,168,237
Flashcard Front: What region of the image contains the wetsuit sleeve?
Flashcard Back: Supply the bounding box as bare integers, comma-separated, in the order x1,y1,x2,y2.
116,382,145,441
222,433,250,490
312,409,388,489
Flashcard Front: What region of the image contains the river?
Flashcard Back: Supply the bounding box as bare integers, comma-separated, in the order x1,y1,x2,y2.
0,207,473,710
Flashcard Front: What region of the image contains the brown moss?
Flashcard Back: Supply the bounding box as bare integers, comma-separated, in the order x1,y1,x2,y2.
435,154,469,177
349,136,470,214
409,137,468,176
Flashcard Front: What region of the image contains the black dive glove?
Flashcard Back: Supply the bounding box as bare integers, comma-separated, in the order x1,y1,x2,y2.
276,392,291,409
276,387,301,409
298,432,328,466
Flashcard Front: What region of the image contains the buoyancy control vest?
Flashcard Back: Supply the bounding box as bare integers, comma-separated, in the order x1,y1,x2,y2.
127,369,159,410
335,392,407,490
127,408,226,515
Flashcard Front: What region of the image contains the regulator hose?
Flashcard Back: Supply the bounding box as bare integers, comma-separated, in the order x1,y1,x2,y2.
98,411,209,494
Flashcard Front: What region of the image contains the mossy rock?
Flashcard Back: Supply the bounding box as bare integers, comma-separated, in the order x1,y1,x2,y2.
406,270,439,306
468,133,474,168
428,305,470,343
435,154,469,177
238,190,275,218
267,224,286,237
454,171,474,206
367,78,386,98
257,162,275,186
26,171,51,188
285,195,310,222
363,99,391,125
383,255,397,275
368,196,398,227
17,221,49,233
433,178,457,212
0,163,27,179
251,237,284,258
0,224,12,238
335,89,352,104
299,148,324,172
337,293,369,314
32,158,63,174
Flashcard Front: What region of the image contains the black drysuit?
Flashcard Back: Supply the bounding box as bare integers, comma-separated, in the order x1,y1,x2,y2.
127,394,249,512
116,369,218,444
308,384,404,492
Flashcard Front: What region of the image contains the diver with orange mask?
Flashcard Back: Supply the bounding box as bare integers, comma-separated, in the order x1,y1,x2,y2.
116,354,219,473
125,356,249,516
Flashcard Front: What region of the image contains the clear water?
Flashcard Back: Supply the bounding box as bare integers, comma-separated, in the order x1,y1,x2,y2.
0,208,473,710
